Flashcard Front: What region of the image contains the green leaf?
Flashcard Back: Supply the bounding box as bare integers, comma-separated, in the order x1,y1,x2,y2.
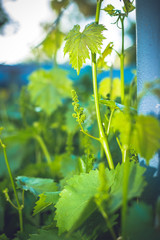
33,192,60,215
132,115,160,163
112,112,160,163
28,68,72,115
126,202,160,240
103,4,116,16
111,110,132,146
109,162,146,213
55,162,146,235
122,0,135,14
64,23,106,74
97,42,113,69
16,176,58,196
55,169,114,234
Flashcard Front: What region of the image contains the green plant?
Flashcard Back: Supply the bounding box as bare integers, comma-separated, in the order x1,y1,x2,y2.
0,0,160,240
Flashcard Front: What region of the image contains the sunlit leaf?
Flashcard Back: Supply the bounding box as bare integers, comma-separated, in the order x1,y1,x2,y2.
64,23,106,74
99,78,121,100
28,68,72,115
99,77,111,98
16,176,58,196
111,78,121,100
103,4,116,16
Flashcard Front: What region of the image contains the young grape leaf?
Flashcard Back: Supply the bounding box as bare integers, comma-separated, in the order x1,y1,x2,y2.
97,42,114,69
103,4,116,16
64,23,106,74
28,68,72,115
55,169,114,234
109,162,146,213
122,0,135,14
126,202,160,240
16,176,58,196
33,192,60,216
132,115,160,164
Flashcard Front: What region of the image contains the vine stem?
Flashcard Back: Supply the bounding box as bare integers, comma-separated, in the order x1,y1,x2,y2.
120,16,125,105
35,135,52,165
98,204,117,240
91,0,114,169
1,142,23,232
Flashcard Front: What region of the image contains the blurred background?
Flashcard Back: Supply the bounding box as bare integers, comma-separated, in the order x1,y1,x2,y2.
0,0,136,103
0,0,136,65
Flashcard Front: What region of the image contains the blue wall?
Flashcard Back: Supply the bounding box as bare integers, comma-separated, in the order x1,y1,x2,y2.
0,63,136,88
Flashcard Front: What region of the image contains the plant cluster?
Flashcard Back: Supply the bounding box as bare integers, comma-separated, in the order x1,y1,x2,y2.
0,0,160,240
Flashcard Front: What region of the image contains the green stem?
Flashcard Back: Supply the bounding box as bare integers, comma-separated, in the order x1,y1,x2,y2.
120,16,125,105
98,204,117,240
107,109,115,136
121,148,129,240
35,135,52,165
91,0,114,169
2,143,23,232
95,0,102,24
80,129,100,142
